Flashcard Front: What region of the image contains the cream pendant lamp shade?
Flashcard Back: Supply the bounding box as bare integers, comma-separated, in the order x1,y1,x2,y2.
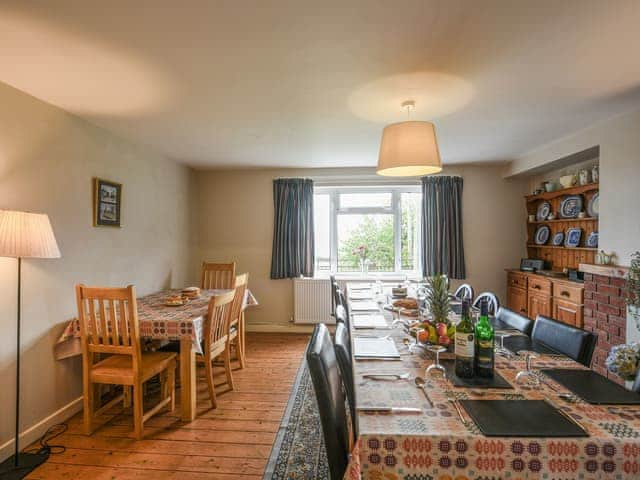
376,100,443,177
0,210,61,258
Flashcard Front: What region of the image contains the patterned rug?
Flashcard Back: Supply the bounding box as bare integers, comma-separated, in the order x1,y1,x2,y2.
263,358,329,480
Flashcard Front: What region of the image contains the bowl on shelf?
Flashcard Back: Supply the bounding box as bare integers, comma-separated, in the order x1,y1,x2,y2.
559,175,576,189
543,181,555,192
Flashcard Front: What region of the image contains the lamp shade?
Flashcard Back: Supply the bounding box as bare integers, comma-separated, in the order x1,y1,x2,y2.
376,121,443,176
0,210,61,259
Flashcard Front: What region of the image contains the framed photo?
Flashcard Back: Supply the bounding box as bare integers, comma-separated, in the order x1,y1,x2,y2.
93,178,122,227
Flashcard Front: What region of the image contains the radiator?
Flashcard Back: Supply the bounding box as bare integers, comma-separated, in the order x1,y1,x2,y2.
293,278,334,324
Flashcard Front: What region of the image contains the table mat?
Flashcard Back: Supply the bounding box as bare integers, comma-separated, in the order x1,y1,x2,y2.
441,360,513,389
541,368,640,404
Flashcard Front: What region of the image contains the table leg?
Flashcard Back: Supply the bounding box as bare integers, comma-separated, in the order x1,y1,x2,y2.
180,337,197,422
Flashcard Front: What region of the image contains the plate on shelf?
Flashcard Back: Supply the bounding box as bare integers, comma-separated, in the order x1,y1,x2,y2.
551,232,564,246
559,195,583,219
534,225,551,245
586,231,599,248
587,192,599,218
536,201,551,221
565,228,582,248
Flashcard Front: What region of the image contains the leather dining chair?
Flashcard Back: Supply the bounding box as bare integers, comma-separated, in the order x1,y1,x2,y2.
335,304,351,338
334,322,356,436
494,307,534,335
453,283,474,301
473,292,500,315
306,324,351,480
532,315,597,367
330,274,338,317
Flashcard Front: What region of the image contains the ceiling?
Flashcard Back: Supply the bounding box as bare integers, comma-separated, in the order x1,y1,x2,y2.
1,0,640,169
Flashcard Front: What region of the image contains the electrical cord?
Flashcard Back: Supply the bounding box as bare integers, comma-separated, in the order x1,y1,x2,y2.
23,423,68,456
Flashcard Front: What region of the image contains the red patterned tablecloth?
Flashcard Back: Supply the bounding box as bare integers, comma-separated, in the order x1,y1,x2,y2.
345,288,640,480
56,288,257,358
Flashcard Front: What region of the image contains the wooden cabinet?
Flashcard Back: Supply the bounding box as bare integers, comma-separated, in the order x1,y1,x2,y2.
507,285,528,316
552,298,583,327
528,292,552,320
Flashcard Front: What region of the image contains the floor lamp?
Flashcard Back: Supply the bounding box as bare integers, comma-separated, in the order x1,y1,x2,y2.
0,210,61,479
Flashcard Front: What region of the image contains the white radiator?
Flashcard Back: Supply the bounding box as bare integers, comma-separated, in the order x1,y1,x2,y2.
293,278,333,324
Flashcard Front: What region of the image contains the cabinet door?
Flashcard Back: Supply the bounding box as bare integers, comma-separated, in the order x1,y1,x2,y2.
507,286,528,316
528,293,552,320
553,298,583,328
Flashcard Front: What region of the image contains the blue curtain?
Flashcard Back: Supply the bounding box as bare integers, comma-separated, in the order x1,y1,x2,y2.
421,175,466,279
270,178,315,279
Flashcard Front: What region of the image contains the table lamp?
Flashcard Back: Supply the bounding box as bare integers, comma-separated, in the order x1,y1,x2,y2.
0,210,61,479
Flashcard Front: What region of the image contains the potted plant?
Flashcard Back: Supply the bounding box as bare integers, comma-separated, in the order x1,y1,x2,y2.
352,245,368,274
605,343,640,390
627,251,640,337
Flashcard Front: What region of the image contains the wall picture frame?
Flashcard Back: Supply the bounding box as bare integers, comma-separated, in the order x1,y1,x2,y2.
93,178,122,227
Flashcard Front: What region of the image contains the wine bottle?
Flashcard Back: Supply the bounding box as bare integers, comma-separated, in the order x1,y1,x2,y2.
475,299,495,378
454,299,474,378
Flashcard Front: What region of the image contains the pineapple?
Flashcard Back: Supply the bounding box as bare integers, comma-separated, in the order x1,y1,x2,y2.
425,274,451,325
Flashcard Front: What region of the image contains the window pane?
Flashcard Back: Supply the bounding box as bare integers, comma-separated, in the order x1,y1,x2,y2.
314,193,330,272
337,214,394,272
401,192,421,271
340,192,391,209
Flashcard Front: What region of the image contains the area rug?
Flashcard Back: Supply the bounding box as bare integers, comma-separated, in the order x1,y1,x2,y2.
263,357,329,480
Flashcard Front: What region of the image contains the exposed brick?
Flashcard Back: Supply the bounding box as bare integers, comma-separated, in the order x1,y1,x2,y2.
612,277,628,288
598,303,621,316
584,299,597,310
594,292,610,304
595,328,610,342
595,310,609,322
609,315,627,329
584,291,594,300
594,365,607,376
598,284,621,297
608,373,625,386
610,296,627,309
585,282,597,293
584,273,593,282
583,308,594,318
594,274,611,285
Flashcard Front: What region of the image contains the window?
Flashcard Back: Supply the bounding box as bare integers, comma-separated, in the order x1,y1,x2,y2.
314,186,422,276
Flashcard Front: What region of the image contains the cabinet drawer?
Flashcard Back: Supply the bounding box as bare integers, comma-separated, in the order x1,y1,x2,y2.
552,281,583,304
508,272,528,289
528,276,552,295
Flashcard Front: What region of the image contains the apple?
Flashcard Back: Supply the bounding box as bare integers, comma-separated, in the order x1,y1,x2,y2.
417,329,429,343
438,335,451,346
436,322,448,337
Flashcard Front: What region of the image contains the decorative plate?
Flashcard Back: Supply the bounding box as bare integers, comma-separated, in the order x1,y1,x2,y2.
551,232,564,246
536,201,551,221
587,192,599,218
586,231,599,248
559,195,583,218
534,225,551,245
565,228,582,248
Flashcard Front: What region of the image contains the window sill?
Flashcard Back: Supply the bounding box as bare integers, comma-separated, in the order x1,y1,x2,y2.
313,273,422,281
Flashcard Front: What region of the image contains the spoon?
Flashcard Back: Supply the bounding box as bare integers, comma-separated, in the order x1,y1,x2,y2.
414,377,434,408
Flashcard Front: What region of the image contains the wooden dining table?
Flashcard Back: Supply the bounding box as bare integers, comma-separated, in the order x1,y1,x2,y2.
344,284,640,480
56,288,258,422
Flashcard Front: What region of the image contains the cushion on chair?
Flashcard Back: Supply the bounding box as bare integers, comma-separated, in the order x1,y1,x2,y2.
495,307,533,335
334,322,356,436
306,324,350,480
532,315,597,367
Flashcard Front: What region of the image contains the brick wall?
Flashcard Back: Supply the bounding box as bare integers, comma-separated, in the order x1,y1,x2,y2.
583,272,628,385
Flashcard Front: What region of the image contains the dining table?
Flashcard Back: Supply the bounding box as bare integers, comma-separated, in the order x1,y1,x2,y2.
56,288,258,422
344,283,640,480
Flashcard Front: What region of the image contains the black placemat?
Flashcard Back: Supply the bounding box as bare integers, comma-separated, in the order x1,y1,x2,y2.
541,369,640,405
460,400,589,437
440,360,513,389
503,336,559,356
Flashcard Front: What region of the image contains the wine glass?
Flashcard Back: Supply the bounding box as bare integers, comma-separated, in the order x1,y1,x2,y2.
515,350,540,385
425,344,447,379
494,330,513,357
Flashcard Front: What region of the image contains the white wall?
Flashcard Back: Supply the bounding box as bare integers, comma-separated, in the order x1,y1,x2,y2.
0,82,195,452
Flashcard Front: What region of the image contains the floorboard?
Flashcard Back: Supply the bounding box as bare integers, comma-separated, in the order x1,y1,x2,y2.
26,333,309,479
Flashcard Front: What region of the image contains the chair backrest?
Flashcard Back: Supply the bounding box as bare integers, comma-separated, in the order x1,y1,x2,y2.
532,315,597,367
334,305,351,351
334,322,356,437
633,369,640,393
336,288,349,315
454,283,474,301
329,275,337,317
332,279,344,315
228,273,249,327
306,324,350,480
495,307,533,335
204,290,236,353
201,262,237,289
473,291,500,315
76,284,141,369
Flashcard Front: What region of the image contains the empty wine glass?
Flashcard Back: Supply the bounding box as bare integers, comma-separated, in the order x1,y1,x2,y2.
494,330,513,357
426,344,447,379
515,350,540,385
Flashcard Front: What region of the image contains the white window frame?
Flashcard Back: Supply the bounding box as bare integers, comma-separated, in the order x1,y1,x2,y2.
314,185,422,278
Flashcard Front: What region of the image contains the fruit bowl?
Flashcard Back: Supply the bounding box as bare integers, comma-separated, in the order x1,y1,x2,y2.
409,320,455,349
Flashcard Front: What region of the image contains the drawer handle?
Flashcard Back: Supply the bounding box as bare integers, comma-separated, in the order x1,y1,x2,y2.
560,291,570,297
520,308,527,313
533,285,541,290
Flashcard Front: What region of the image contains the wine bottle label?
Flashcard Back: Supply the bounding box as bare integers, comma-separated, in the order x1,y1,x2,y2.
455,332,475,358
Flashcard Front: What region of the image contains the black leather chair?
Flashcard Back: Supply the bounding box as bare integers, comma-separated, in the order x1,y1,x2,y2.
306,324,351,480
335,305,351,346
494,307,534,335
454,283,474,301
531,315,597,367
336,288,349,317
330,275,338,317
473,291,500,315
334,322,356,436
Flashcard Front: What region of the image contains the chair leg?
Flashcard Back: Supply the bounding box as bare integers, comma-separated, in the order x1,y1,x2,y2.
224,345,235,390
204,359,217,409
241,312,247,366
123,386,132,408
83,378,94,436
168,362,176,412
237,324,246,369
133,383,144,440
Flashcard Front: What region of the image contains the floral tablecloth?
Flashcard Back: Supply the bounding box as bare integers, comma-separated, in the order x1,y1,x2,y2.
56,288,257,359
345,289,640,480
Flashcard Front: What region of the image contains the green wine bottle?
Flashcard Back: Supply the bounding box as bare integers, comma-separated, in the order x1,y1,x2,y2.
475,299,495,378
454,300,474,378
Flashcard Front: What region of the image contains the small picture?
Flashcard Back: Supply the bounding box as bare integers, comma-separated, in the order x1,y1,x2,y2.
93,178,122,227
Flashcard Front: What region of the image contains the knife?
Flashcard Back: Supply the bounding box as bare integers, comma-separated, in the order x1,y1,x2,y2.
357,406,422,414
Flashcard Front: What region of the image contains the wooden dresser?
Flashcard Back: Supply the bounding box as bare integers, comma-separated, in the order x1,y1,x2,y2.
506,270,585,328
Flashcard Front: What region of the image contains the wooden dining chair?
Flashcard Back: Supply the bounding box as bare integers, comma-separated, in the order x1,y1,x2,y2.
228,273,249,369
201,261,236,289
198,289,236,408
75,284,176,439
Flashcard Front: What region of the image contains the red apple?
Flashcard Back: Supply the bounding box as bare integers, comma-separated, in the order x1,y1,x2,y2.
436,322,448,337
438,335,451,346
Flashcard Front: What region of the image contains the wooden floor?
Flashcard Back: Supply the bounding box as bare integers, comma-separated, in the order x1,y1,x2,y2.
27,333,310,480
